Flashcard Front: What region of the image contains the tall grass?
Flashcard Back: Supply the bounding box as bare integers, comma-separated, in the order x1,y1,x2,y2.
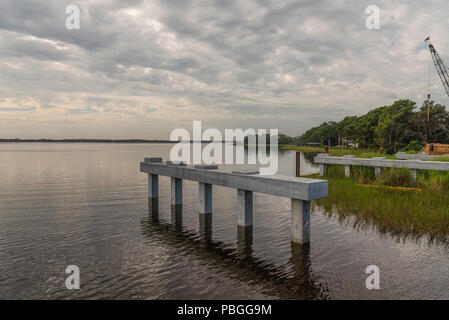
326,164,449,190
281,145,397,159
315,177,449,242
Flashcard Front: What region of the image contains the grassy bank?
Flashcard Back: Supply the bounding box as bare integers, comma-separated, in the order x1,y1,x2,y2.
283,145,449,240
313,176,449,242
280,145,397,159
325,162,449,190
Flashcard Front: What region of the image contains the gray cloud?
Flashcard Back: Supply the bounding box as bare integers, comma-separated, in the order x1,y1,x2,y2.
67,106,97,115
0,0,448,138
0,106,35,112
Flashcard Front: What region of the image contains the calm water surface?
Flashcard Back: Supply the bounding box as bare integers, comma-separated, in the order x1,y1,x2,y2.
0,143,448,299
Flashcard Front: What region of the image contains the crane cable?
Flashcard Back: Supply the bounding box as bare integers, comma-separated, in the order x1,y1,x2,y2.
427,42,432,123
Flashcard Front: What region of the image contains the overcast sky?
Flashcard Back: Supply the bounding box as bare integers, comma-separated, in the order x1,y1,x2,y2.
1,0,448,139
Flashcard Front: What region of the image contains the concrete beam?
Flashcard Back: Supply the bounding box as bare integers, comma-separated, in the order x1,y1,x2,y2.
395,152,444,160
291,199,311,245
232,170,260,175
171,177,182,206
140,162,328,201
144,157,163,163
237,189,253,227
315,154,449,171
166,161,187,166
194,165,218,170
199,182,213,214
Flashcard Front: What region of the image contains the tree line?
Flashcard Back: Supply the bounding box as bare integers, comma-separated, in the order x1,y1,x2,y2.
279,99,449,154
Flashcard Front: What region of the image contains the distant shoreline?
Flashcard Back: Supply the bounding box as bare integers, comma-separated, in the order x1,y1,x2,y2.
0,139,218,143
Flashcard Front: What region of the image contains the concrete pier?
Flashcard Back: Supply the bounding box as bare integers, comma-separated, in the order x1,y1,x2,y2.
171,177,182,206
196,164,217,215
140,158,328,245
318,153,329,177
291,199,311,245
319,164,328,177
237,189,253,227
144,158,162,200
199,182,213,214
342,155,355,177
314,154,449,178
148,174,159,199
344,165,351,177
410,169,418,182
373,157,385,177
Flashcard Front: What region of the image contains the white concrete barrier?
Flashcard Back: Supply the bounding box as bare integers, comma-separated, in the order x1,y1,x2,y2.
314,153,449,181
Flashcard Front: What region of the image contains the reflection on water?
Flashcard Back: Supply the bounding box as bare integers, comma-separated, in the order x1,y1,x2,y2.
0,143,448,299
141,209,330,300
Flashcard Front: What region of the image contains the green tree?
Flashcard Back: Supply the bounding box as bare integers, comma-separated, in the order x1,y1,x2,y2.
375,100,416,153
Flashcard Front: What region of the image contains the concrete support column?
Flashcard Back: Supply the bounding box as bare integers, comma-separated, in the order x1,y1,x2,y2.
237,189,253,227
374,167,383,177
291,199,311,245
319,164,328,177
410,169,418,183
317,153,329,177
199,213,212,243
344,165,351,177
373,157,385,178
148,174,159,199
237,225,253,257
199,182,212,214
171,177,182,206
342,155,355,178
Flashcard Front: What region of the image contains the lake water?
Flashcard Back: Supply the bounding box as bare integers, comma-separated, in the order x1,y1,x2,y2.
0,143,448,299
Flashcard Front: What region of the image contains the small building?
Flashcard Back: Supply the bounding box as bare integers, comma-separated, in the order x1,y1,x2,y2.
418,143,449,155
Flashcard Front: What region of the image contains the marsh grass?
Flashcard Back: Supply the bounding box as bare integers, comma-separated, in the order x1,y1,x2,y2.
289,146,449,241
426,156,449,162
281,145,397,159
314,177,449,242
326,162,449,191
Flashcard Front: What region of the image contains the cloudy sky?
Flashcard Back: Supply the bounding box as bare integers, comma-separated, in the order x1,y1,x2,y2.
1,0,448,139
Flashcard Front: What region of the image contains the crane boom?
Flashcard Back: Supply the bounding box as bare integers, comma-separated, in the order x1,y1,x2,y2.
428,43,449,98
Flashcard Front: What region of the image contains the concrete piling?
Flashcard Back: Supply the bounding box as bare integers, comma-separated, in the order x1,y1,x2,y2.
171,177,182,206
319,164,328,176
291,199,311,245
199,182,213,214
237,189,253,227
411,169,418,183
148,174,159,199
372,157,386,178
318,153,329,176
342,155,355,178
